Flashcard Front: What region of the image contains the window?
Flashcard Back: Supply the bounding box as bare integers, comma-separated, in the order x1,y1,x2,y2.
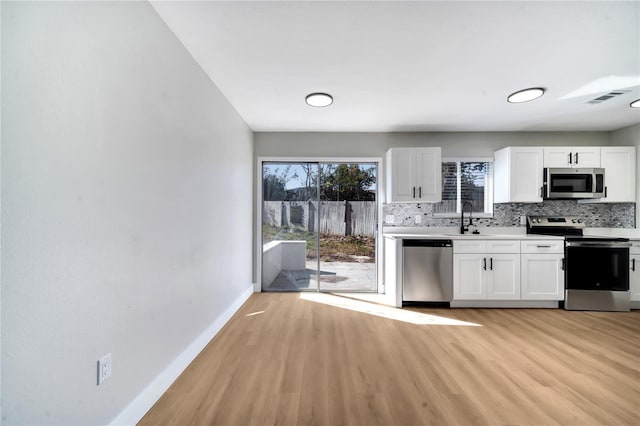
433,160,493,216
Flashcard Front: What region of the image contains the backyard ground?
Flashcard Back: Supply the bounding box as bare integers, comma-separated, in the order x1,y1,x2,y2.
263,225,375,263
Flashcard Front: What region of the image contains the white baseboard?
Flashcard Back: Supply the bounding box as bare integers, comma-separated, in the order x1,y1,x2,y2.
109,284,254,426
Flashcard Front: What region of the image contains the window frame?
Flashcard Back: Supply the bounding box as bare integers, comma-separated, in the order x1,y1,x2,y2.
433,157,494,219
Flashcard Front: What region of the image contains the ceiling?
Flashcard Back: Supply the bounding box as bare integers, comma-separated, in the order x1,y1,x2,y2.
151,0,640,132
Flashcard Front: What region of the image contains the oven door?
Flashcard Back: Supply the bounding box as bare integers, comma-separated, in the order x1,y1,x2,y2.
565,241,631,291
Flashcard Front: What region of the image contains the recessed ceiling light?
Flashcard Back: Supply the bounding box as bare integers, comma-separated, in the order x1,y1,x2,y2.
305,93,333,107
631,99,640,108
507,87,545,103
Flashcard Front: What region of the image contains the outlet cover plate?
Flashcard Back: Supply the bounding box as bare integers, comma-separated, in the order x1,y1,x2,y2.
97,353,112,385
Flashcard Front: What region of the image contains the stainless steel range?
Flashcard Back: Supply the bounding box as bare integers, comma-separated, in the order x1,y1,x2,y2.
527,216,631,312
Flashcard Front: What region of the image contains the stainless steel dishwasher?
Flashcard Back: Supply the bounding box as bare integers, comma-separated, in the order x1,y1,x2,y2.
402,239,453,304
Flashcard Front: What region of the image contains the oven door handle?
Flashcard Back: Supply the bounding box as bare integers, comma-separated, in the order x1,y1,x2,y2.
565,241,632,248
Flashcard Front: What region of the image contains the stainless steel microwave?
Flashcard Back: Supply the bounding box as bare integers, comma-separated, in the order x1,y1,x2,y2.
543,168,605,199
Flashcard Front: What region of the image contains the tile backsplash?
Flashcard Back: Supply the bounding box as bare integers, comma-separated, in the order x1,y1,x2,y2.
383,200,635,228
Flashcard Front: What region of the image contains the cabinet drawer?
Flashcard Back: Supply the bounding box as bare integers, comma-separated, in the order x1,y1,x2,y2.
454,240,487,253
521,240,564,254
454,240,520,254
485,240,520,254
630,240,640,255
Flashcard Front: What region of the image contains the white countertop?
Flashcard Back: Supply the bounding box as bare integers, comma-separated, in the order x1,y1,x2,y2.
383,226,563,240
383,226,640,240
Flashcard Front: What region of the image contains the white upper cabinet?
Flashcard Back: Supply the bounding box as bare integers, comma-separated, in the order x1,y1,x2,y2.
386,147,441,202
600,147,636,202
494,147,543,203
578,146,636,203
543,147,601,168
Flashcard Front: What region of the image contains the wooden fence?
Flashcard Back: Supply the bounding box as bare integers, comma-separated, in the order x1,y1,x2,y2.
263,201,376,237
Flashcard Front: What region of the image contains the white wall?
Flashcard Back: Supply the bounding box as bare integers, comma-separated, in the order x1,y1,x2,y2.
610,123,640,227
1,2,253,425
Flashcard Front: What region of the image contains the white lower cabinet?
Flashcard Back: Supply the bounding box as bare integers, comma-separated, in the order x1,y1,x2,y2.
629,255,640,301
453,254,487,299
487,254,521,299
630,240,640,302
521,254,564,300
520,240,565,301
454,239,564,302
453,241,520,300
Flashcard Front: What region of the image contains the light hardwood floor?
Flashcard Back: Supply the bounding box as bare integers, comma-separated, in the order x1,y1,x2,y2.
139,293,640,426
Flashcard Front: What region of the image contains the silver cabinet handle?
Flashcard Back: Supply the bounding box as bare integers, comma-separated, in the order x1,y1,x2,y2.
568,152,572,164
489,257,493,270
574,152,579,164
419,187,422,198
632,258,636,272
536,245,551,248
412,187,416,198
483,258,487,270
561,258,565,270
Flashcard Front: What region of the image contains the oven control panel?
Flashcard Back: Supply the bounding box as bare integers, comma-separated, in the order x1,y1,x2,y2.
527,216,585,228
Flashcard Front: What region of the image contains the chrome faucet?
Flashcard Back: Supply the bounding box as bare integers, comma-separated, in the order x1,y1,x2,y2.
460,201,474,234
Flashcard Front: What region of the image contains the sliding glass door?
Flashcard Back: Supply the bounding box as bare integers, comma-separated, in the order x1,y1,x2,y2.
261,161,377,292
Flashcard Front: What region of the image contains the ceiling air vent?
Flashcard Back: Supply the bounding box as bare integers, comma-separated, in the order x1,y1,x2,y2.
587,89,630,104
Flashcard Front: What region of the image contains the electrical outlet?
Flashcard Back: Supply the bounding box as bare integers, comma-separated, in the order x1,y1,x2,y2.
520,215,527,226
97,353,112,385
415,215,422,224
385,215,395,224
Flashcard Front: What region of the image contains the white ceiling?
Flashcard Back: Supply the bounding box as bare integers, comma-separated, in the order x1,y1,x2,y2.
151,0,640,132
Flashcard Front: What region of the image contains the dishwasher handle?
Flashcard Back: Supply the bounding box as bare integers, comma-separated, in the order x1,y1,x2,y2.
403,239,453,248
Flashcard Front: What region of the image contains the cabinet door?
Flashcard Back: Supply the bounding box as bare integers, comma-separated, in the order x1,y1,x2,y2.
494,147,544,203
600,147,636,202
487,254,520,299
630,255,640,302
512,147,543,202
572,147,601,167
387,148,418,202
415,148,442,202
453,254,486,299
543,147,573,167
543,147,601,168
521,254,564,300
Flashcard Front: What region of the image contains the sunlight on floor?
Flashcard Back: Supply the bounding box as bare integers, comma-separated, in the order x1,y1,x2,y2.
300,293,482,326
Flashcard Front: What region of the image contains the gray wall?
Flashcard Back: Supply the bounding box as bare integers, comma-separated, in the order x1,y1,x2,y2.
254,131,610,158
2,2,253,424
610,123,640,227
